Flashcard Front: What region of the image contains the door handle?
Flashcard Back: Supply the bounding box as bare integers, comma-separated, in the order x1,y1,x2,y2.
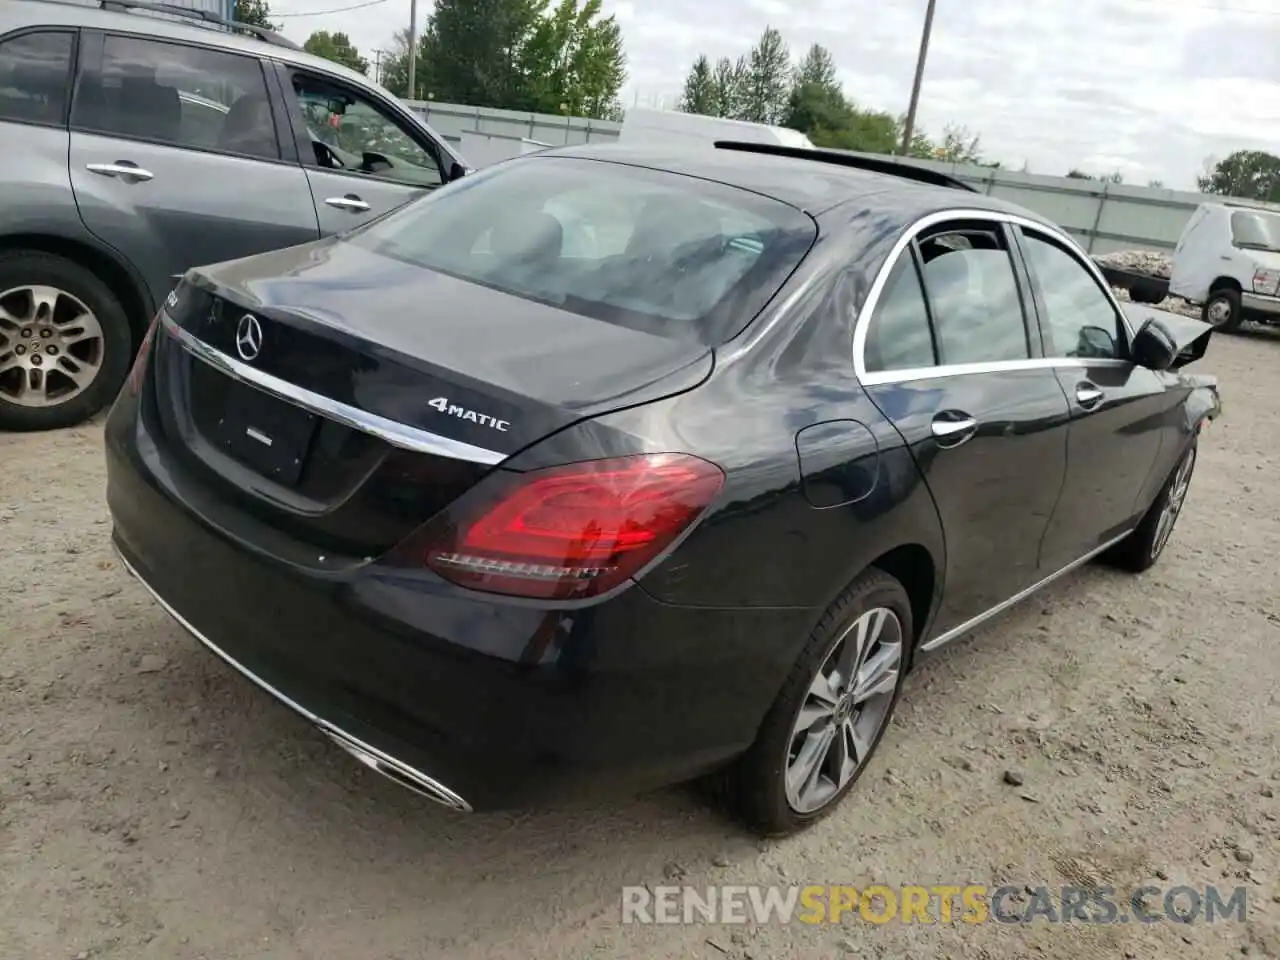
86,162,154,182
1075,382,1105,410
325,195,371,212
930,412,978,447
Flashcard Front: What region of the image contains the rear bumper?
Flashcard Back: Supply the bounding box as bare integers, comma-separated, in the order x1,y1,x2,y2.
104,391,811,811
1242,292,1280,316
114,546,472,811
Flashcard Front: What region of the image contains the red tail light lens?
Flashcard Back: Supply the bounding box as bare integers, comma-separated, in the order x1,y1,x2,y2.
423,453,725,600
125,316,159,395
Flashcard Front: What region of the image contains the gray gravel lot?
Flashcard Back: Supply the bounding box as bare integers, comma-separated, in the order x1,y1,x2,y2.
2,326,1279,960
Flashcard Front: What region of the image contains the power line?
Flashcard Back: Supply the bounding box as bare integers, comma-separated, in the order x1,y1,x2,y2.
272,0,388,17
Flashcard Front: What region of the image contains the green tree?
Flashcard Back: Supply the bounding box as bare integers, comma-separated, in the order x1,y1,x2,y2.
1197,150,1280,201
302,30,369,74
233,0,275,28
518,0,626,119
399,0,624,118
739,26,790,124
898,117,937,160
709,56,747,119
416,0,541,106
678,54,716,115
783,44,843,132
792,42,838,91
934,124,982,163
374,29,414,96
780,45,900,153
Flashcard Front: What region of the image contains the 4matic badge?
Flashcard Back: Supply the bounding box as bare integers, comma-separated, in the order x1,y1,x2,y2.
427,396,510,432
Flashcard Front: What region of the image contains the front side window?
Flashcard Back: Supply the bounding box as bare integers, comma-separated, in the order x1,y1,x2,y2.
291,73,443,187
863,254,936,373
71,36,278,160
1021,230,1124,359
917,227,1030,365
0,31,74,126
351,156,817,344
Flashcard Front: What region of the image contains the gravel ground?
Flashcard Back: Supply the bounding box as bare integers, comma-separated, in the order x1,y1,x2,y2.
2,325,1280,960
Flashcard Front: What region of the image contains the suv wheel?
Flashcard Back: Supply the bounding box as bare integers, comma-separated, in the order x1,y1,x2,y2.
0,252,133,431
719,568,911,836
1203,287,1243,333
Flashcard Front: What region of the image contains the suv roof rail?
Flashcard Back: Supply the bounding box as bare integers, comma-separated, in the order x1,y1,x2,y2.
713,140,979,193
96,0,303,49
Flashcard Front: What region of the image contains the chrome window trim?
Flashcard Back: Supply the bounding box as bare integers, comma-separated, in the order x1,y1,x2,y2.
852,209,1136,386
160,312,507,466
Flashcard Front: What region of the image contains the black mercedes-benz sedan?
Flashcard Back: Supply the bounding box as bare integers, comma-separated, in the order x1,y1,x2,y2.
104,141,1222,836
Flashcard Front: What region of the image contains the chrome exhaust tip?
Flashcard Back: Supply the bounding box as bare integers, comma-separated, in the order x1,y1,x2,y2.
321,728,472,813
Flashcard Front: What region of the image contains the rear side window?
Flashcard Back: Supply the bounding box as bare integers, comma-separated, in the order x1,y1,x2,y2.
351,156,817,344
72,36,278,160
0,31,74,126
917,228,1030,365
863,255,936,373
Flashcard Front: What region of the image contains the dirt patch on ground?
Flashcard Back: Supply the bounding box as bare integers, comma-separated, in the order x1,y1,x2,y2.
2,328,1280,960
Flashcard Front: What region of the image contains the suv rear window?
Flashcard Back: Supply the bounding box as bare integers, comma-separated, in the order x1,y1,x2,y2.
351,156,816,344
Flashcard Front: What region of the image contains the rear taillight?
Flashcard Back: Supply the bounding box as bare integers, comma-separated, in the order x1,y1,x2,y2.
421,453,724,600
125,316,159,395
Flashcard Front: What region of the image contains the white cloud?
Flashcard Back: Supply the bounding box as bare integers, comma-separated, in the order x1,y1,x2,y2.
271,0,1280,188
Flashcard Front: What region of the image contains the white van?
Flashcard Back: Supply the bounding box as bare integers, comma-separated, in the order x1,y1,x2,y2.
617,107,816,150
1169,201,1280,331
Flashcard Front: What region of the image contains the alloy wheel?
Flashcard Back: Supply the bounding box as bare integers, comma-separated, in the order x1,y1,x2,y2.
785,606,903,814
1151,447,1196,560
0,285,105,408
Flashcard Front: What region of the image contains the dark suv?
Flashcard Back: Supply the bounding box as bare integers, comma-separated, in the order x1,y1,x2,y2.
0,0,468,431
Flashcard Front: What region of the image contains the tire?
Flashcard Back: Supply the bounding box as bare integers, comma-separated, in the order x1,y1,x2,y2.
718,568,913,837
1202,287,1243,333
0,251,133,432
1105,438,1198,573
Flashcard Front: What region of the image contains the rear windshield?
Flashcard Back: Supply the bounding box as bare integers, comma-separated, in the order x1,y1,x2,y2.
349,156,817,344
1231,210,1280,253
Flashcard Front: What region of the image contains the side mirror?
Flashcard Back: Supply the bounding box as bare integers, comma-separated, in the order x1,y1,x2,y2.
448,161,467,182
1130,317,1178,371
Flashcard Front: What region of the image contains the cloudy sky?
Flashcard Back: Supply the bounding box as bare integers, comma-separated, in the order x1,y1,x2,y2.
270,0,1280,188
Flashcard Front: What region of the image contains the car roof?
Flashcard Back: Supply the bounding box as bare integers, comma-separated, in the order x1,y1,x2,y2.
546,142,1051,226
8,0,373,88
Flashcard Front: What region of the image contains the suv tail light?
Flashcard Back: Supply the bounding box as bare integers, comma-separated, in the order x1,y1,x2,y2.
418,453,724,600
125,316,159,395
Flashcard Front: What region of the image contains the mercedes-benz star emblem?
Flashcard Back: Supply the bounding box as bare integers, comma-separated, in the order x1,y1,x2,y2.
235,313,263,362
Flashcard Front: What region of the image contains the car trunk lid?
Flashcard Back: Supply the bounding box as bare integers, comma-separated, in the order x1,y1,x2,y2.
146,240,712,561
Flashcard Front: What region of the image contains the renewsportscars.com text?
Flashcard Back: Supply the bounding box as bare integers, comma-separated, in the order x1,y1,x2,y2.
621,884,1249,926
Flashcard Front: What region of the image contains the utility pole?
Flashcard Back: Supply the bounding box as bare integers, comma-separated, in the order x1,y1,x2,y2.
407,0,418,100
899,0,937,157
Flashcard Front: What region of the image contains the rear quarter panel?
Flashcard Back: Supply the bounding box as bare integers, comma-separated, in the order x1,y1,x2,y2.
505,235,947,630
